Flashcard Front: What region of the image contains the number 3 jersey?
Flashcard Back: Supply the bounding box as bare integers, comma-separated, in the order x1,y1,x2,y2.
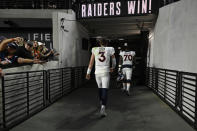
119,51,136,66
92,47,115,74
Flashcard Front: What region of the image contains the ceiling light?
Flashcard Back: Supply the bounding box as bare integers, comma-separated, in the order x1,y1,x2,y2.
118,38,124,41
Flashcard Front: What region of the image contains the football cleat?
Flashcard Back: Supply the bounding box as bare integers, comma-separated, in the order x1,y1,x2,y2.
100,106,107,117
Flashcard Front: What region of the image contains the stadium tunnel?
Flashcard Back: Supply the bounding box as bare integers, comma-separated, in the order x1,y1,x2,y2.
79,15,156,85
1,0,197,131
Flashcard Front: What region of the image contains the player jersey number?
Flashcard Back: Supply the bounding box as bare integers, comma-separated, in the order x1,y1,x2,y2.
99,52,106,62
124,55,132,61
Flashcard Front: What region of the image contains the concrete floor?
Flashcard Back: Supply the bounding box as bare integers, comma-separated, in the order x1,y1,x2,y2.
12,81,195,131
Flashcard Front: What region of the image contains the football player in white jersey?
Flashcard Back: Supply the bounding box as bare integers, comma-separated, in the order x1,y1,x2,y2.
86,39,116,117
118,43,136,96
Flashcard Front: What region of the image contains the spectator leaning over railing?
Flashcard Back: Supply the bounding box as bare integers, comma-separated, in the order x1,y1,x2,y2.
33,41,41,59
38,42,47,54
33,41,59,61
15,39,34,59
0,37,20,65
38,42,59,61
0,37,43,66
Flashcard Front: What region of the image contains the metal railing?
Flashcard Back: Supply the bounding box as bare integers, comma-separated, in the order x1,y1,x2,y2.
0,66,87,130
1,70,45,129
146,67,197,129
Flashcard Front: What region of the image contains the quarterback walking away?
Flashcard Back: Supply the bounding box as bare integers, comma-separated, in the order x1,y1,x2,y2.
86,39,116,117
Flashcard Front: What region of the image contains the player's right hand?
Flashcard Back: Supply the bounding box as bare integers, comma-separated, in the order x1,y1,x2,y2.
110,68,114,73
86,74,91,80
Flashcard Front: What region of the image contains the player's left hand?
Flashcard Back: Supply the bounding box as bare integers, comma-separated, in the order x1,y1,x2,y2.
110,68,114,73
86,74,91,80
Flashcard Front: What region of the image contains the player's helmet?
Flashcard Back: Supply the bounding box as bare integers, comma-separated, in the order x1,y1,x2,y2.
124,43,128,46
123,43,129,51
96,36,108,46
117,72,124,82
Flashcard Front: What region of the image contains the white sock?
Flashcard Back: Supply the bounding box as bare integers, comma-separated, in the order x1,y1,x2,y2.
127,83,131,91
123,83,126,90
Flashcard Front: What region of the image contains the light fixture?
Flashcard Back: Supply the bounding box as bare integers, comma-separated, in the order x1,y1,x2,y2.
96,36,103,39
124,43,128,46
118,38,124,41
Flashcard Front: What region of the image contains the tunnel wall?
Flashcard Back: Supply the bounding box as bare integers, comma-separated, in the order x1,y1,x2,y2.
0,9,90,68
148,0,197,73
53,10,90,68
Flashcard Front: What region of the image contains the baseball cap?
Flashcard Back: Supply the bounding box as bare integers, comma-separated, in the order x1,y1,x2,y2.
0,36,6,43
8,42,18,49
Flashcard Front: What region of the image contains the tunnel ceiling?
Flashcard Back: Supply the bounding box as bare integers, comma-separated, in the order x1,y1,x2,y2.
79,14,156,39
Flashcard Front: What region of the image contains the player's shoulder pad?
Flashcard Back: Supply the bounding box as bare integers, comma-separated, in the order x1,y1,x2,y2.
110,47,115,53
131,51,136,55
106,47,115,55
105,46,113,49
122,51,125,53
119,51,122,55
91,47,97,53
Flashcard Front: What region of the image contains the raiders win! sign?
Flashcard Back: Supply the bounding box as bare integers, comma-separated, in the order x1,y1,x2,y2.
79,0,153,19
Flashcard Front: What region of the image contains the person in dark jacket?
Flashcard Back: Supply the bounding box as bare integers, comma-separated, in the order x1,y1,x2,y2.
15,40,34,59
0,37,43,65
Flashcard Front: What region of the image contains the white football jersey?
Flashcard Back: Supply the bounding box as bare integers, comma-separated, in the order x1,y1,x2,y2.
119,51,136,65
92,47,115,74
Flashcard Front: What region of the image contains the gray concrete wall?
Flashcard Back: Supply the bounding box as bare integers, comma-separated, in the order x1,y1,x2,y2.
148,0,197,121
149,0,197,73
0,9,90,67
53,10,90,67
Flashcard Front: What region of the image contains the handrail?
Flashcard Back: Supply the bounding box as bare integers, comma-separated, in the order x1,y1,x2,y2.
0,66,88,130
146,67,197,129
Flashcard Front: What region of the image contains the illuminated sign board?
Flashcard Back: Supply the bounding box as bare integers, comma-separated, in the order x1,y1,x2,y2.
78,0,157,19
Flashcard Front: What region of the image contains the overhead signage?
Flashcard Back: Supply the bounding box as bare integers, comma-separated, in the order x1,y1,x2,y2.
78,0,155,19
